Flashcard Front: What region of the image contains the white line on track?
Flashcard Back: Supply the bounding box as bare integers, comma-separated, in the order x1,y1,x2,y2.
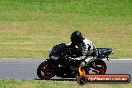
109,59,132,60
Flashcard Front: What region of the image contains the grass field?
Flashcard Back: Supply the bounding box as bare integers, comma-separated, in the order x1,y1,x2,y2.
0,79,132,88
0,0,132,88
0,0,131,59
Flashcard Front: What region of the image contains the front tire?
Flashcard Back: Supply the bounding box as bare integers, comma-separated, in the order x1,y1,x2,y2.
77,76,87,85
88,59,107,74
37,60,56,80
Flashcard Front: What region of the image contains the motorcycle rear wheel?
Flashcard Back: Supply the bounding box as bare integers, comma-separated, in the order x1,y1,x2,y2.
37,60,56,80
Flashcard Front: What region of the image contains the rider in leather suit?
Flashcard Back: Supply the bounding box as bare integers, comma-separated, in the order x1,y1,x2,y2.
69,31,98,67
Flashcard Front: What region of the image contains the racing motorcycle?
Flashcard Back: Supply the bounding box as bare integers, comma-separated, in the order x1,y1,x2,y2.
37,43,113,80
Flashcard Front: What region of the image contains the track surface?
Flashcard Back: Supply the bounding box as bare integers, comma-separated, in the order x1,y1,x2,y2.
0,59,132,80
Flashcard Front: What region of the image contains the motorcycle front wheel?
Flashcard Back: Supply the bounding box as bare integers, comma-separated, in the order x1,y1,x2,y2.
87,59,107,74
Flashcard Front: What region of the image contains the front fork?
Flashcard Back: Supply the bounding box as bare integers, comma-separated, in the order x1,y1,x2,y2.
78,61,101,76
78,66,86,76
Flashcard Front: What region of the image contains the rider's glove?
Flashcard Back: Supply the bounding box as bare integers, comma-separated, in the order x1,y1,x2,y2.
69,56,85,60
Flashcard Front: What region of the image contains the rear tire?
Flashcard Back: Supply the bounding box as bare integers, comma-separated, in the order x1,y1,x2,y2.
37,60,56,80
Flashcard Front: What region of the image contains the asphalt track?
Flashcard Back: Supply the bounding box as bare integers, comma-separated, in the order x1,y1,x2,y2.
0,59,132,81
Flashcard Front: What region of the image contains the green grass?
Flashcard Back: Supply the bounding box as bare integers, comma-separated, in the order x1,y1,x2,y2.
0,0,131,59
0,0,131,87
0,79,132,88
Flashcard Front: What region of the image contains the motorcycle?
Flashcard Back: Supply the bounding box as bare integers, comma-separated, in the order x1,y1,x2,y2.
37,43,113,80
